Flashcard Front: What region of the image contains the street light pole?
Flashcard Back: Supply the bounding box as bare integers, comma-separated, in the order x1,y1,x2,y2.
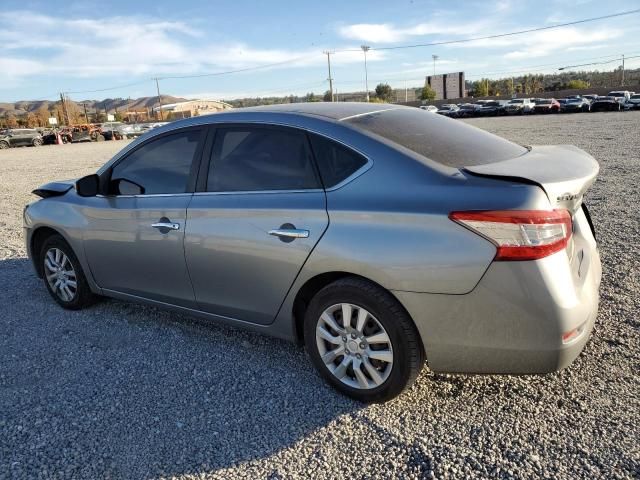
361,45,370,102
621,54,625,85
432,54,439,76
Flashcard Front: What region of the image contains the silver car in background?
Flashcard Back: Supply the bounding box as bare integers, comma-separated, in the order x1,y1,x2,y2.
24,103,601,402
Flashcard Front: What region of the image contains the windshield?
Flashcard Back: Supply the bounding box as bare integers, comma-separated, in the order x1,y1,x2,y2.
608,92,624,97
631,95,640,99
509,100,523,104
344,108,527,168
534,99,551,105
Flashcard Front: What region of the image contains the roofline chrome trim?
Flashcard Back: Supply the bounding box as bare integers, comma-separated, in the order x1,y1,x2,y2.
338,107,401,121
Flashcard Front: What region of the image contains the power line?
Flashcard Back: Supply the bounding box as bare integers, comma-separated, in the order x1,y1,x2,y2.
65,79,150,95
156,56,309,80
333,9,640,53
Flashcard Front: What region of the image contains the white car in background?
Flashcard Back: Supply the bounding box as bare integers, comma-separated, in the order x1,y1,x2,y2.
419,105,438,113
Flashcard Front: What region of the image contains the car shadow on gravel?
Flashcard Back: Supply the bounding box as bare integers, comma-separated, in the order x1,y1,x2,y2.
0,257,362,478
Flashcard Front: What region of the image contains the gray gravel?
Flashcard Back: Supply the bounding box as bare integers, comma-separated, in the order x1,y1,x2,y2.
1,113,639,479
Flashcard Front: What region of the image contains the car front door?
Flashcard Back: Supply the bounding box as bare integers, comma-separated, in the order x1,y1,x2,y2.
82,127,206,307
184,124,329,325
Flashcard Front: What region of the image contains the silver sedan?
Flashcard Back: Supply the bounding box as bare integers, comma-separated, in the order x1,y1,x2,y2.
24,103,601,402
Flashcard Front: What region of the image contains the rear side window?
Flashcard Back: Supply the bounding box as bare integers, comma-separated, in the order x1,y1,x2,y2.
344,108,527,168
207,127,320,192
111,129,201,194
309,134,367,188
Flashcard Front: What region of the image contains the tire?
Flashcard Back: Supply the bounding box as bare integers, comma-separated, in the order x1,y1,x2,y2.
40,234,97,310
96,134,105,142
304,277,424,402
32,137,42,147
0,140,9,149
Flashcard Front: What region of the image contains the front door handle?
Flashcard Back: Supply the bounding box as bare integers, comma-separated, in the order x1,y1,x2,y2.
152,221,180,231
269,228,309,238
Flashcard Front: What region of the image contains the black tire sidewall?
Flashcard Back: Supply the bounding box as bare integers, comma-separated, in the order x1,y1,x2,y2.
41,235,93,310
304,280,421,402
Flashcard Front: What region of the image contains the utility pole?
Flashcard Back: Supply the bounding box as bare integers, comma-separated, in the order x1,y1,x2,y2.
361,45,370,102
324,51,334,102
405,80,408,102
621,54,625,85
155,78,164,121
432,54,439,76
82,103,89,123
59,93,70,126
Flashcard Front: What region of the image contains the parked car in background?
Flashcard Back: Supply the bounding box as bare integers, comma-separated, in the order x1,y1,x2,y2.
581,94,598,103
101,122,127,140
560,97,592,113
475,100,508,117
607,91,631,103
419,105,438,113
436,104,459,116
532,98,561,114
624,93,640,110
454,103,477,118
591,96,622,112
24,103,601,402
0,128,43,149
505,98,534,115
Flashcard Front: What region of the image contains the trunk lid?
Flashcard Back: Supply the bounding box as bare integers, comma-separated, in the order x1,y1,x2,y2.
463,145,599,212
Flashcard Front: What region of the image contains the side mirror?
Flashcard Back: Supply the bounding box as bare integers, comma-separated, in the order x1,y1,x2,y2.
75,174,99,197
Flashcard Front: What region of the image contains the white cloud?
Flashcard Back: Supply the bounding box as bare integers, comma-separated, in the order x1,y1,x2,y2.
0,11,380,89
501,28,621,59
338,20,491,44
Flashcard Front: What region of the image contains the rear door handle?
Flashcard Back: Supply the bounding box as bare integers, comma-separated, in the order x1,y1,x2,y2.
268,228,309,239
152,222,180,231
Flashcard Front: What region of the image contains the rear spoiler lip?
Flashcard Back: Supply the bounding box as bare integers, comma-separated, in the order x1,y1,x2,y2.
462,145,599,207
32,180,75,198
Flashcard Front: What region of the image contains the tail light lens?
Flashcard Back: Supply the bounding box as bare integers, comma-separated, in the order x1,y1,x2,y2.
449,209,572,261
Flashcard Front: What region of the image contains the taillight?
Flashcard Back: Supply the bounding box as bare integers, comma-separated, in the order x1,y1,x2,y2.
449,209,572,261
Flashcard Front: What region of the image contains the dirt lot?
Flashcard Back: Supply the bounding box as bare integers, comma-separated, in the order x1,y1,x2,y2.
1,113,639,479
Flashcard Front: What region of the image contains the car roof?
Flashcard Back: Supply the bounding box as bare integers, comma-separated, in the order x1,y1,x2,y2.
234,102,404,120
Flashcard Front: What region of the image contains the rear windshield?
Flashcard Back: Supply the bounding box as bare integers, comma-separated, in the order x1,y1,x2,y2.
344,108,527,168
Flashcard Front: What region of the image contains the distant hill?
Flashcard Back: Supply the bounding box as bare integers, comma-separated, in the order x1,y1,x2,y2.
0,95,187,117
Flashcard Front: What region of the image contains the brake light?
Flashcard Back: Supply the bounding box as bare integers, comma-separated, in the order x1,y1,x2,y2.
449,209,572,261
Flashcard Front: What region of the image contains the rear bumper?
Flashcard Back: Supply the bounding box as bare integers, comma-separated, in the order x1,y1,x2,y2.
394,211,601,374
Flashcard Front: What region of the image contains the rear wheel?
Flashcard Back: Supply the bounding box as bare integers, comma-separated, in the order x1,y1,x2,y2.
304,277,424,402
41,235,97,310
0,140,9,149
32,137,42,147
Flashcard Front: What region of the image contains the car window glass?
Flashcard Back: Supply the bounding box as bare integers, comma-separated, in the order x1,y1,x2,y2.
308,134,368,188
345,108,527,168
207,127,320,192
111,129,201,195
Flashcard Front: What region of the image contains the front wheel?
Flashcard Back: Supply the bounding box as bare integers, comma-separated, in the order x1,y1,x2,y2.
304,277,424,402
0,140,9,149
41,235,97,309
32,137,42,147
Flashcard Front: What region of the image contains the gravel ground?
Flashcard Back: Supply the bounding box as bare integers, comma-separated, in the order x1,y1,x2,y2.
1,113,639,479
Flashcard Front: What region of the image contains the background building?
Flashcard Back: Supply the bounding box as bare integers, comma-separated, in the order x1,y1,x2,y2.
154,99,233,118
425,72,466,100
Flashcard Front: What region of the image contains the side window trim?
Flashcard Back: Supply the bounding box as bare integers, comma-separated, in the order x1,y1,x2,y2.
200,123,323,194
103,126,206,197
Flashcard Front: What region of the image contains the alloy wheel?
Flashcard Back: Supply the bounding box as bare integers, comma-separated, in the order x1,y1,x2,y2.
315,303,394,390
44,248,77,302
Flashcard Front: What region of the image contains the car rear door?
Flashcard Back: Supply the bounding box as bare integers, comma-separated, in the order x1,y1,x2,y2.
184,124,329,325
82,127,206,307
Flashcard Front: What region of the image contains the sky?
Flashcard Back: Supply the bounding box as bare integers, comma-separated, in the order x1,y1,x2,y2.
1,0,639,102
